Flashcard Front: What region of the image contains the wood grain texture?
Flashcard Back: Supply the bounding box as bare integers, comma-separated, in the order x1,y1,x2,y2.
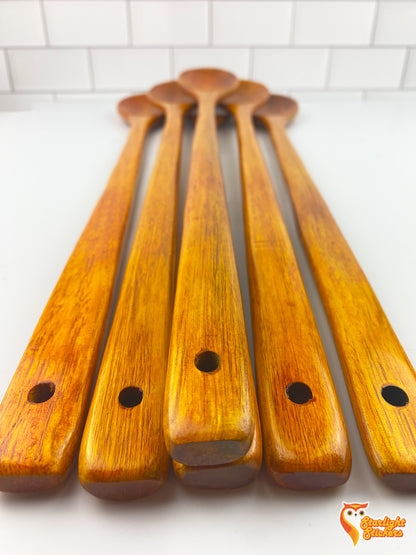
257,95,416,489
223,82,351,490
0,98,161,493
164,69,257,466
78,85,193,500
173,393,262,489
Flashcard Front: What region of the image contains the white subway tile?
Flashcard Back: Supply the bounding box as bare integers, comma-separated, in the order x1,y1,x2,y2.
44,1,128,46
91,49,170,90
213,1,291,46
173,48,250,78
0,1,45,46
294,1,375,45
253,49,328,89
131,1,208,46
404,50,416,88
0,51,10,91
291,91,364,102
329,49,406,89
55,92,128,104
365,90,416,101
375,1,416,45
9,49,91,91
0,93,53,111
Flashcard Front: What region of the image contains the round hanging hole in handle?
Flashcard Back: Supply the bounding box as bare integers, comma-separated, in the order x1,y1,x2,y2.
381,385,409,407
118,386,143,408
194,351,220,373
27,382,55,404
286,382,313,405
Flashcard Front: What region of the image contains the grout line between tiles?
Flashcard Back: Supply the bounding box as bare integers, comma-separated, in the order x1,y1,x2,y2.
87,49,95,91
324,49,332,90
3,49,15,92
39,0,50,47
5,85,415,95
248,48,254,79
289,1,297,46
399,48,411,88
169,48,175,79
126,0,133,46
370,0,380,45
208,0,213,46
1,45,415,51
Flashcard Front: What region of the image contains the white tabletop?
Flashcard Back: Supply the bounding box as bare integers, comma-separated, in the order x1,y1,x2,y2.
1,100,416,554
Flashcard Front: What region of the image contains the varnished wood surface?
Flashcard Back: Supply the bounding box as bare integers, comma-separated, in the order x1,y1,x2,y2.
257,95,416,489
0,97,162,493
173,395,262,489
223,82,351,490
164,69,257,466
78,85,193,500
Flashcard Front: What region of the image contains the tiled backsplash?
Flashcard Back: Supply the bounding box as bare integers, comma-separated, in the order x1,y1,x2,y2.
1,0,416,109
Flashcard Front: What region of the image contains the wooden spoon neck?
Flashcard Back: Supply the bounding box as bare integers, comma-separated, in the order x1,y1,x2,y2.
164,104,192,121
265,116,288,138
196,94,221,114
234,113,263,165
127,117,155,147
233,105,256,121
191,107,221,163
160,109,185,137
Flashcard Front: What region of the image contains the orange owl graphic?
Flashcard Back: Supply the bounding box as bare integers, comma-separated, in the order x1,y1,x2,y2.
340,502,368,546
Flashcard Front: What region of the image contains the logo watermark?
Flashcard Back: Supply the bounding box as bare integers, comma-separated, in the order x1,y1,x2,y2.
340,502,406,546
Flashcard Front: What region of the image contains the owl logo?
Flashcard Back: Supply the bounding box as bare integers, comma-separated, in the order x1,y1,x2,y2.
340,502,368,546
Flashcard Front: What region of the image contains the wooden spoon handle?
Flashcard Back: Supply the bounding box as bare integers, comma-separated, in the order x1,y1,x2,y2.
164,101,256,466
235,110,350,489
268,119,416,489
78,109,183,500
0,118,154,492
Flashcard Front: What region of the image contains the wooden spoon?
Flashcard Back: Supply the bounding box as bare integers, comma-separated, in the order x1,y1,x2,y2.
164,68,258,466
78,83,193,500
222,81,351,489
0,96,162,493
256,95,416,490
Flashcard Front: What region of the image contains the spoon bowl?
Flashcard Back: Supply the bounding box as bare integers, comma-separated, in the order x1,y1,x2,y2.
178,68,239,100
148,80,194,112
118,94,163,125
255,94,298,125
222,80,269,112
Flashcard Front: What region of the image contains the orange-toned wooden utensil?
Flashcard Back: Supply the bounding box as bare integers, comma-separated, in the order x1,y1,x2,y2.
164,68,257,466
0,96,162,493
256,94,416,490
78,83,193,500
222,81,351,490
173,402,262,489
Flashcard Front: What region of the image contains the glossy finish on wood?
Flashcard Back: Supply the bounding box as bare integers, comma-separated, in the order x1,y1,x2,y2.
256,94,416,490
173,401,262,489
223,82,351,490
164,68,257,466
0,96,162,493
78,84,192,500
